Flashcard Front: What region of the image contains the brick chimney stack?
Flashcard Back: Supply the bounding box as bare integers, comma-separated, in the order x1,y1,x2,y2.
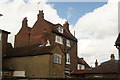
95,59,98,67
22,17,28,27
63,21,69,30
111,54,115,60
37,10,44,20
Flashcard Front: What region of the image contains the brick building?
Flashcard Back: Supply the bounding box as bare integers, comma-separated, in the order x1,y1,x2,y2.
3,45,65,78
0,29,13,78
85,54,120,78
0,29,12,56
3,10,80,78
71,58,90,77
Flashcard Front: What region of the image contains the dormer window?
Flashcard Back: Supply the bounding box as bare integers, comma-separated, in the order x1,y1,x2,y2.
55,35,63,44
66,39,70,47
55,26,63,33
77,64,85,70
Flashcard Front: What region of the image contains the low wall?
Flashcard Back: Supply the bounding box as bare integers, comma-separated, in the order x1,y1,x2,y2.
2,78,120,80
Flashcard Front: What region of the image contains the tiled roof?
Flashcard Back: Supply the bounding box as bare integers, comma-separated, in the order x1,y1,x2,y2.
45,20,77,41
5,45,57,57
86,60,118,74
71,69,91,74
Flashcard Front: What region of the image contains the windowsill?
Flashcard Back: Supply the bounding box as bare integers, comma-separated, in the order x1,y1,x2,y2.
54,63,61,65
66,45,71,47
55,41,63,45
77,69,85,70
58,31,63,33
66,62,70,65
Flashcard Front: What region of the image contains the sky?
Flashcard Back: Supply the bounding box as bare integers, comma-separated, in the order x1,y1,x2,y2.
0,0,119,67
48,2,107,25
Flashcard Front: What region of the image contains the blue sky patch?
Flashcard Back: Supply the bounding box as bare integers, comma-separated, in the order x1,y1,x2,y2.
48,2,107,25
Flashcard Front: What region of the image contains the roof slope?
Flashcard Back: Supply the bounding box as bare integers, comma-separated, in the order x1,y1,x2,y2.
86,60,118,74
5,45,57,57
45,19,76,41
71,69,89,75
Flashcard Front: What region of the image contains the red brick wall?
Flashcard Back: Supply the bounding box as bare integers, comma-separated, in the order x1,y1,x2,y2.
14,11,78,73
30,19,51,45
14,25,30,48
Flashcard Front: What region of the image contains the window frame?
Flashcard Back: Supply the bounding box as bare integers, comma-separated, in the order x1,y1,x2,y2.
81,64,85,70
77,64,85,70
77,64,80,70
55,35,63,44
59,27,63,33
55,26,63,33
66,53,70,64
66,39,71,47
54,53,62,64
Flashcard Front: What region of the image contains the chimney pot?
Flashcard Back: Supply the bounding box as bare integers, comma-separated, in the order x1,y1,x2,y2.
111,54,115,60
39,10,43,13
38,10,44,19
63,21,69,30
95,59,98,67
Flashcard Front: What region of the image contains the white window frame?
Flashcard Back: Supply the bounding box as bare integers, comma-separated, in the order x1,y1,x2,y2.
81,64,85,70
55,26,63,33
66,53,70,64
66,39,70,47
55,35,63,44
59,27,63,33
54,53,61,64
77,64,85,70
77,64,80,70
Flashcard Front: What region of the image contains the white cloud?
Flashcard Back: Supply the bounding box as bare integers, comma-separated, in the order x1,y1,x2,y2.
74,0,119,66
0,0,119,67
0,0,66,45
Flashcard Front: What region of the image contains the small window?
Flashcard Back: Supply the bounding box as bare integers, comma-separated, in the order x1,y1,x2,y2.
81,64,85,70
66,53,70,64
77,64,80,70
77,64,85,70
66,39,70,47
54,53,61,64
55,26,63,33
59,27,63,33
55,35,63,44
